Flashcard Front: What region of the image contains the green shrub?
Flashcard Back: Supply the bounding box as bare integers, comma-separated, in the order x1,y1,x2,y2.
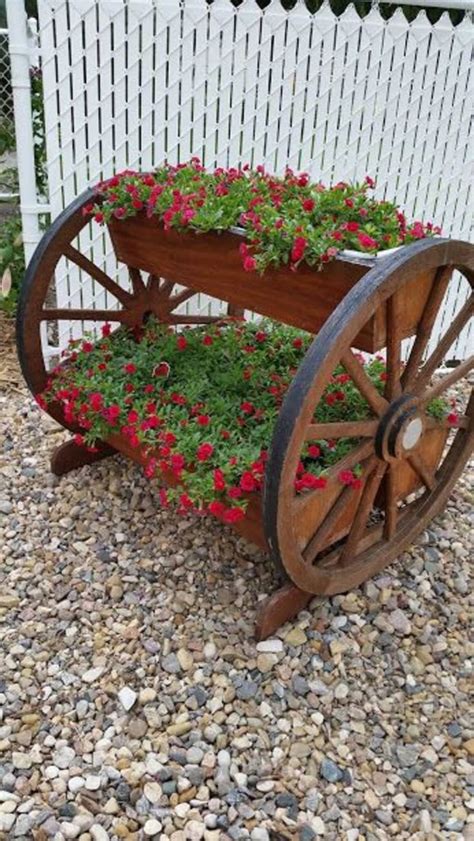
0,212,24,316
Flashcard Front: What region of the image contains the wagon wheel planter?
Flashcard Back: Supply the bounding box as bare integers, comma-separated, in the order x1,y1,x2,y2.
17,170,473,639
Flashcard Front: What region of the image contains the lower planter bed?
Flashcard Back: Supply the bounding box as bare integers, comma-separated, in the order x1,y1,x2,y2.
98,425,448,554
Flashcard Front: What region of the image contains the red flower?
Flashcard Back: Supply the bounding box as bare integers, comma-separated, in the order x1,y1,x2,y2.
308,445,320,458
197,414,210,426
352,478,363,490
344,198,354,208
179,493,193,510
209,500,226,517
223,507,245,524
346,221,359,233
339,469,355,485
197,442,214,461
154,362,170,377
357,232,378,250
74,434,85,446
228,486,243,499
213,469,226,491
291,236,307,263
94,212,104,224
202,335,213,346
239,471,257,492
221,430,230,439
302,198,315,212
243,255,257,272
82,341,94,353
325,393,337,406
35,394,47,410
127,410,139,423
124,362,136,374
103,404,121,424
255,331,267,343
177,335,187,351
365,175,375,188
240,401,254,414
171,453,186,472
447,412,458,426
89,392,103,411
292,338,303,349
144,458,157,478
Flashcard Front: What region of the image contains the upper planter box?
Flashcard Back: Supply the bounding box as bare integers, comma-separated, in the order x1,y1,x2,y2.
109,215,435,353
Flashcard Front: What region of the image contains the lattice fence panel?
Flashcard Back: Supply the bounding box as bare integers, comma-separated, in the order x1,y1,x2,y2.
37,0,473,357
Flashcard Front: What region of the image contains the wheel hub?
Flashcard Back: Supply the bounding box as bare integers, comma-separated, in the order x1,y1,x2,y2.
375,394,424,462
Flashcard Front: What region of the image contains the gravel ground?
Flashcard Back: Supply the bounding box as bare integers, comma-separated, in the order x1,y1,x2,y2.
0,379,473,841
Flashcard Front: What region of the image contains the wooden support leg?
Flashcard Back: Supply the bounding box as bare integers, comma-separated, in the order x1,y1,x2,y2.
51,438,116,477
255,582,313,641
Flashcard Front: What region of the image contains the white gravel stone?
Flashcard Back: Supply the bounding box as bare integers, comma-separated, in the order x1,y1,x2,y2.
82,666,105,683
255,638,284,653
143,818,163,836
118,686,137,711
90,825,110,841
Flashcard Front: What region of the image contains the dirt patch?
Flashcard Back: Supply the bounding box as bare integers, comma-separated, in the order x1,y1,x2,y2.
0,309,23,393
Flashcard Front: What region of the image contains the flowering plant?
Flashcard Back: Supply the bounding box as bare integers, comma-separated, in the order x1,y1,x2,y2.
38,318,450,524
85,159,440,273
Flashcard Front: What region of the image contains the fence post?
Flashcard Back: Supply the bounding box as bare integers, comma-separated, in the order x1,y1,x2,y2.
5,0,40,265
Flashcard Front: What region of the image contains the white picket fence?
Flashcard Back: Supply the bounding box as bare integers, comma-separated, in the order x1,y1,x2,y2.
10,0,474,356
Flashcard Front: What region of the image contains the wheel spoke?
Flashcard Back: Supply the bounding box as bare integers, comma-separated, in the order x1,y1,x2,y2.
41,308,127,322
402,266,452,390
425,413,470,430
169,288,196,308
407,450,436,492
154,277,173,297
383,466,398,540
341,350,389,417
411,295,473,394
339,457,387,565
303,484,353,563
422,355,474,403
305,419,378,440
64,245,133,306
129,267,146,296
385,293,402,401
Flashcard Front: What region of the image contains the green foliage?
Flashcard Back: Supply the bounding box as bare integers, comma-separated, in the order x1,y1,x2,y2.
0,212,24,316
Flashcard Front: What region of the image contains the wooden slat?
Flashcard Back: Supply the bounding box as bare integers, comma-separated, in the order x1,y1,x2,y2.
412,295,473,393
41,308,126,322
407,450,436,492
423,355,474,404
303,484,353,563
385,293,402,401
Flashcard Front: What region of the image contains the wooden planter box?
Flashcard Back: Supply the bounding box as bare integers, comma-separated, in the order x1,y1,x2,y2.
104,426,447,555
109,216,436,353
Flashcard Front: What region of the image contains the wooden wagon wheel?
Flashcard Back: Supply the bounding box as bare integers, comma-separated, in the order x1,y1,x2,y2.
263,238,473,598
16,188,238,473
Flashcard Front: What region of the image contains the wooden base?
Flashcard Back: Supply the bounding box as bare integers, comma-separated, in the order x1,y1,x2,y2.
51,438,116,476
255,582,313,640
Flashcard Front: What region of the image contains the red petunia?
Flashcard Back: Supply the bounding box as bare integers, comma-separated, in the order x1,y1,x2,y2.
213,469,226,491
202,335,213,346
177,335,187,351
82,341,94,353
240,401,254,415
209,500,226,517
197,414,210,426
197,442,214,461
339,469,355,485
154,362,170,378
239,471,257,493
308,445,320,458
124,362,136,374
